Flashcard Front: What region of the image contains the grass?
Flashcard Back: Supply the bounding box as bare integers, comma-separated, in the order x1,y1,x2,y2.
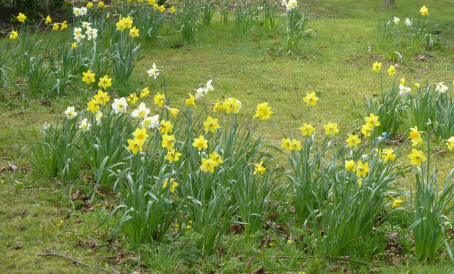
1,0,454,272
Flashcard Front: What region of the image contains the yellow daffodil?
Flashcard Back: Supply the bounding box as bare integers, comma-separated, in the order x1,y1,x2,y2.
223,98,241,114
127,93,139,105
170,6,176,13
165,149,182,163
161,134,175,150
17,12,26,23
98,1,105,8
186,93,196,107
9,31,18,39
345,160,356,171
303,92,319,107
364,113,380,128
127,138,142,154
87,1,94,8
324,122,339,136
299,123,315,136
420,5,428,16
132,128,149,143
170,181,179,193
159,5,165,12
154,92,166,107
346,134,361,148
52,23,60,31
392,199,403,209
98,75,112,90
140,87,150,98
192,135,208,151
400,77,406,86
292,139,302,150
408,149,426,166
380,148,396,162
200,158,217,173
167,107,179,118
372,61,382,72
355,161,370,178
129,27,139,38
414,83,420,89
253,161,266,175
45,15,52,24
94,90,110,105
159,120,173,134
87,98,100,113
82,70,96,85
447,136,454,151
209,151,223,165
281,137,293,151
361,124,372,137
387,65,396,76
71,42,78,49
203,116,220,133
61,20,68,30
254,102,273,120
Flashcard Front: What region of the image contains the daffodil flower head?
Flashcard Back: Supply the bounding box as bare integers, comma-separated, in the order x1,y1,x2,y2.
186,93,196,107
98,75,112,90
408,149,426,166
364,113,380,128
324,122,339,137
131,103,150,119
372,61,382,72
64,106,78,119
147,63,160,79
87,98,100,114
346,134,361,148
161,134,175,150
142,114,159,129
140,87,150,98
127,93,139,105
253,161,266,175
94,90,110,105
355,161,370,178
420,5,429,16
112,98,128,114
153,92,166,107
223,98,241,114
203,116,220,133
254,102,273,120
165,149,182,163
387,65,396,76
299,123,315,136
132,128,149,143
82,70,96,85
159,120,173,134
192,135,208,151
345,160,356,171
303,92,319,107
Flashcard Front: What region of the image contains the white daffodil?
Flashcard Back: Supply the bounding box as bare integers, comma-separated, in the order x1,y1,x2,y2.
86,27,98,40
195,87,205,99
95,111,102,125
399,84,411,96
112,97,128,114
74,33,85,42
74,27,82,36
147,63,160,79
142,114,160,129
82,21,91,29
64,106,78,119
436,82,448,93
286,0,298,10
79,118,91,131
404,18,412,26
131,102,150,119
205,80,214,93
80,7,88,16
73,7,81,16
393,17,400,25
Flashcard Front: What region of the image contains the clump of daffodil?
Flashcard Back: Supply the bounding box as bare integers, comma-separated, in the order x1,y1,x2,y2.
159,120,173,134
253,161,266,175
281,138,302,151
165,149,182,163
346,134,361,148
447,137,454,151
116,16,133,31
203,116,220,133
408,149,426,166
161,134,175,150
303,92,319,107
127,93,139,105
372,61,382,72
300,123,315,137
324,122,339,137
82,70,96,85
409,126,423,146
153,92,166,107
253,102,273,120
223,98,242,114
192,135,208,151
387,65,396,76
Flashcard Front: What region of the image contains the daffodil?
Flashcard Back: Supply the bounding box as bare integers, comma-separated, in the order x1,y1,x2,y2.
87,1,94,8
223,98,242,114
253,161,266,175
170,181,179,193
98,75,112,90
127,138,142,154
127,93,139,105
112,98,128,114
355,161,370,178
299,123,315,136
52,23,60,31
408,149,426,166
159,5,166,12
167,107,179,118
79,118,91,131
132,128,149,143
209,151,223,165
404,18,412,26
387,65,396,76
64,106,78,119
324,122,339,136
193,135,208,151
161,134,175,150
345,160,355,171
436,82,448,93
361,124,372,137
17,12,26,23
61,20,68,30
213,101,223,112
140,87,150,98
281,138,293,151
346,134,361,148
393,17,400,25
292,139,302,150
87,99,100,113
364,113,380,128
399,84,411,96
9,31,18,39
447,137,454,151
392,199,403,209
98,1,105,8
82,70,96,85
95,111,102,125
147,63,160,79
303,92,319,107
159,120,173,134
200,158,216,173
414,83,420,89
186,93,196,107
129,27,139,38
170,6,176,13
372,62,382,72
153,92,166,107
420,5,428,16
203,116,220,133
131,103,150,119
165,149,182,163
94,90,110,105
254,102,273,120
142,114,159,129
45,15,52,24
85,26,98,40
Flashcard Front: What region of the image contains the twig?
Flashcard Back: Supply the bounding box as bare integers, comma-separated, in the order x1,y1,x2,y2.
265,222,289,235
69,182,75,213
38,252,111,273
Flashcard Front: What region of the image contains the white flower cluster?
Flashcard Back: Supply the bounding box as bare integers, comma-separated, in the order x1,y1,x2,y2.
195,80,214,99
73,22,98,42
282,0,298,11
73,7,87,17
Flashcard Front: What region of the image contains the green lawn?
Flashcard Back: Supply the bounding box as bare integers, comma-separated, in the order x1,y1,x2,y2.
1,0,454,272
